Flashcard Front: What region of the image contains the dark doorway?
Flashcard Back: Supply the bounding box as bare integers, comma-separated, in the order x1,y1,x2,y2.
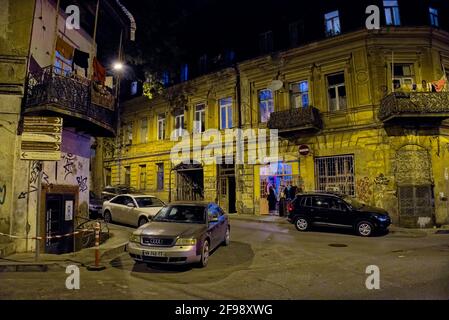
45,194,75,254
228,176,236,213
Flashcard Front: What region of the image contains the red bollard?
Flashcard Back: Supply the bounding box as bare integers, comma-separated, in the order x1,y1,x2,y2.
87,221,106,271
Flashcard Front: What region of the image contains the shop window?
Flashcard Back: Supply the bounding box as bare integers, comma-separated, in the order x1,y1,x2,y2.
259,89,274,123
314,155,355,196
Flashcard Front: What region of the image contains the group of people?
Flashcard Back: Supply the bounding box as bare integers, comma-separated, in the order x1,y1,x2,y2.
267,181,301,216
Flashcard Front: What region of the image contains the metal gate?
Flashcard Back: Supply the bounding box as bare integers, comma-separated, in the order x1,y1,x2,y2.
314,155,355,195
398,185,433,217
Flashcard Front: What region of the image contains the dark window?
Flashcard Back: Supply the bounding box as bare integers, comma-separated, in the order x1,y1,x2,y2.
124,166,131,186
315,155,355,196
327,73,346,112
289,21,304,47
111,196,126,205
157,163,164,191
304,197,312,207
259,31,273,54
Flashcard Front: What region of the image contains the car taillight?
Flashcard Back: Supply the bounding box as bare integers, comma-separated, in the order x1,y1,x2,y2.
287,202,294,212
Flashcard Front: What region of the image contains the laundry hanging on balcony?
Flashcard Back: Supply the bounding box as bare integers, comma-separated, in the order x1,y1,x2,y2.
92,57,106,84
73,48,90,72
432,74,448,92
56,36,74,60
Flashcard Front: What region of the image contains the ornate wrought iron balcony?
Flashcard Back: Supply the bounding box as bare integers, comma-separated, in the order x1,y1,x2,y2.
379,92,449,124
24,66,116,137
267,106,322,136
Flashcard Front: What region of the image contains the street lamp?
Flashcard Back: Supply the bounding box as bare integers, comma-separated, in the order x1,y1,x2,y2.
113,62,124,71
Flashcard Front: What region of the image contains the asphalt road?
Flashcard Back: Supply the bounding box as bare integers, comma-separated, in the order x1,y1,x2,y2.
1,220,449,299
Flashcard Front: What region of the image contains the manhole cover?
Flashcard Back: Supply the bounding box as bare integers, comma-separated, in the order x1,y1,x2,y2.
328,243,348,247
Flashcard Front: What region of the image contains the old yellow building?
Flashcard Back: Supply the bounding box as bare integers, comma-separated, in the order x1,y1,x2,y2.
100,27,449,228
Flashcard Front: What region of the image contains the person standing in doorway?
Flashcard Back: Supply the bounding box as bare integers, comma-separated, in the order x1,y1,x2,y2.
267,184,277,213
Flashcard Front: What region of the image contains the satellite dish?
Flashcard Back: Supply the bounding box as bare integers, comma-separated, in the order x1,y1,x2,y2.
268,79,284,91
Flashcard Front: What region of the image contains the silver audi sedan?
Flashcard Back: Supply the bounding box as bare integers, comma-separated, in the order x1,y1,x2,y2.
127,202,230,268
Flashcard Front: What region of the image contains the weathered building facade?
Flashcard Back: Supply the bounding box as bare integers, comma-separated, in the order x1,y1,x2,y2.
0,0,130,255
102,26,449,228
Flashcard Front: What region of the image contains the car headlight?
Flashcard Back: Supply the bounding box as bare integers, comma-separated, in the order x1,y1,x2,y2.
129,234,140,243
376,215,388,221
175,238,197,246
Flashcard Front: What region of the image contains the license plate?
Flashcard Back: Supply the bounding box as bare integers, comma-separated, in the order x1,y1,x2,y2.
143,251,165,257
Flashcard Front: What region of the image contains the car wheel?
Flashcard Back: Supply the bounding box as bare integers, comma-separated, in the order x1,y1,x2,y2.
138,217,148,227
294,216,310,232
198,240,210,268
222,227,230,246
356,221,373,237
104,211,112,223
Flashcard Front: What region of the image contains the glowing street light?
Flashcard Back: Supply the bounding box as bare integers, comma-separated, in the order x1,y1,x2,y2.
113,62,124,71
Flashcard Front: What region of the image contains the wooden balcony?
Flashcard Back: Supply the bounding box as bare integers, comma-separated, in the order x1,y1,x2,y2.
267,106,322,137
24,66,116,137
379,92,449,125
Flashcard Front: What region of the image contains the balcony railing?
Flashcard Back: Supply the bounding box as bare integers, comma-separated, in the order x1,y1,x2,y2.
24,66,116,137
379,92,449,123
267,106,322,136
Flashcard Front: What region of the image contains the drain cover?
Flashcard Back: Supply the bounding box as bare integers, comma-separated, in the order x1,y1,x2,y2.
328,243,348,247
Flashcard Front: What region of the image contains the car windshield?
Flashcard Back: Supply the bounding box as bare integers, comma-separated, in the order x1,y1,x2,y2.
134,197,164,208
153,205,206,224
343,196,365,209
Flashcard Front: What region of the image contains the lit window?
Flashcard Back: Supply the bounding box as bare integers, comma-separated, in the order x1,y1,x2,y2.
429,7,439,27
384,0,401,26
194,103,206,134
290,81,309,108
174,113,185,138
392,64,415,91
219,97,233,129
180,64,188,82
259,89,274,123
327,73,346,112
54,51,72,76
324,10,341,37
157,114,166,140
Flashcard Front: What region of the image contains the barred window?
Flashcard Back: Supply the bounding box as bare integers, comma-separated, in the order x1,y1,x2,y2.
315,155,355,196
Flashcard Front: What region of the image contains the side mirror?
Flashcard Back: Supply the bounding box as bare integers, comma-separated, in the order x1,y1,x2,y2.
127,202,135,208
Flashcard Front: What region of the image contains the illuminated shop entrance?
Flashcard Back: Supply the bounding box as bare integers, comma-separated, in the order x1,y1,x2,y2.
259,161,300,215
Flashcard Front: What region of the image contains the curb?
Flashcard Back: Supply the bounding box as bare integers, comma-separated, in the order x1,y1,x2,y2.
0,262,63,272
229,215,438,236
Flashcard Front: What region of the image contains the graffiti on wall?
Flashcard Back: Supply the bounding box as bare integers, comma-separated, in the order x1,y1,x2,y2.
76,176,88,192
0,184,6,205
18,161,51,200
373,173,390,207
356,176,373,204
62,153,77,180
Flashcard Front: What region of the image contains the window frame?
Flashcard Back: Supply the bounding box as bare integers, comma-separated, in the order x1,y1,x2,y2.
327,73,347,112
429,7,439,28
290,80,309,109
219,97,233,130
140,117,148,144
383,0,401,26
194,103,206,134
124,166,131,186
324,10,341,37
157,114,166,141
258,89,274,123
174,113,185,138
139,165,147,190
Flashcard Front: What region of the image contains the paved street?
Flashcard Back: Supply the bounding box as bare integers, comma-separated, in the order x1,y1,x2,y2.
1,219,449,299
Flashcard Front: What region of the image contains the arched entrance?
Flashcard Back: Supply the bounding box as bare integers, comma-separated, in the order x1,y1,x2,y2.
395,145,434,227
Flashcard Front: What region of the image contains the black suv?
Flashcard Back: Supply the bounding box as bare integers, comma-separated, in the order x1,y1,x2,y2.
287,193,391,236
